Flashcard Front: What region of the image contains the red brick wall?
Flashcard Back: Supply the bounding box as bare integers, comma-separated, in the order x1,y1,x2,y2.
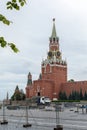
26,80,56,100
39,64,67,99
31,80,54,99
61,81,87,96
42,65,67,82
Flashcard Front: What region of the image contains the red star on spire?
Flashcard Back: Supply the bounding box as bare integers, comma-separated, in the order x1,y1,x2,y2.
53,18,55,21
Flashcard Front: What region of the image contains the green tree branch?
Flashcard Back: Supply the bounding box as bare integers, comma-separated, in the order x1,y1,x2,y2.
0,0,27,53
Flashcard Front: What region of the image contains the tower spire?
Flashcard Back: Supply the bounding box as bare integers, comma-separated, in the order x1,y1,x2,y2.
51,18,57,38
27,72,32,85
49,18,59,51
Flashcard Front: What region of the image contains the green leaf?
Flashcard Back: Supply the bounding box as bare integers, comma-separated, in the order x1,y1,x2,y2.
19,0,22,3
8,43,19,53
2,19,10,25
0,37,4,41
12,0,16,3
0,14,4,21
13,47,19,52
16,5,20,10
6,1,12,5
11,3,20,10
21,2,24,6
0,37,7,48
0,14,11,25
1,41,7,47
7,6,13,10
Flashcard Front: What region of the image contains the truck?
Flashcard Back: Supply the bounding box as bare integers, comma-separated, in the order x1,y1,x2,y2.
40,96,51,105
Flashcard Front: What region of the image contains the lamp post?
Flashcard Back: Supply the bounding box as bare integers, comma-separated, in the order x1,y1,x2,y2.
1,100,8,125
54,102,63,130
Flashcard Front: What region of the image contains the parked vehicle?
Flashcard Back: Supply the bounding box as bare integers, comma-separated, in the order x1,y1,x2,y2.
40,96,51,105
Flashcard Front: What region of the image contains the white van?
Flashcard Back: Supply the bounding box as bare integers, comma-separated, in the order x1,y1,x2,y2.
40,96,51,104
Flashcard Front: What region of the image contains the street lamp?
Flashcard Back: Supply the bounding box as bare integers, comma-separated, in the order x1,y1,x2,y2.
54,102,63,130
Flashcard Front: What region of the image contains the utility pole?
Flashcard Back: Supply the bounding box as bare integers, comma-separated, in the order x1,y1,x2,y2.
54,102,63,130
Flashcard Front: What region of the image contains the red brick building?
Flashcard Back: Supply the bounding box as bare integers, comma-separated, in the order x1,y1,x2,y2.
26,19,87,100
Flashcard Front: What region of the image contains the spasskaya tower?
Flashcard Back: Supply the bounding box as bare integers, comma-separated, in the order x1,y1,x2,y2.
26,19,67,99
41,19,67,85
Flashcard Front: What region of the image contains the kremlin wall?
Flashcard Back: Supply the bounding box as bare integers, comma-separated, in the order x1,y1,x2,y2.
26,19,87,100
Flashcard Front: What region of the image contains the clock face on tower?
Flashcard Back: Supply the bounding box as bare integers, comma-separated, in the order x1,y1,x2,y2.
57,51,61,57
48,51,52,57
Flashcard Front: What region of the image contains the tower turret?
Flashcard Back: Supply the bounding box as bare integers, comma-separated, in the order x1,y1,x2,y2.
27,72,32,85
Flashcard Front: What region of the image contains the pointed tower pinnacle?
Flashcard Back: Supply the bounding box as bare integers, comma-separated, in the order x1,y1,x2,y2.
51,18,57,38
49,18,59,51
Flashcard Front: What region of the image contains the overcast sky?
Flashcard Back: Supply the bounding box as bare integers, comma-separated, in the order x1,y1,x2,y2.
0,0,87,100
